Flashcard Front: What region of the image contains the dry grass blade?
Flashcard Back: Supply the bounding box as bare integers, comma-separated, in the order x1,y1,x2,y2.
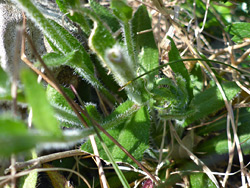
209,41,250,60
236,48,250,65
223,113,236,187
89,135,109,188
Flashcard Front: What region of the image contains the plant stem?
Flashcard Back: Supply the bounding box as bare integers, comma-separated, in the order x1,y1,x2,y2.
123,21,136,64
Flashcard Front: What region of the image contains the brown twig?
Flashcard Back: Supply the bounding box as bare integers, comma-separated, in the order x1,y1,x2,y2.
236,48,250,65
209,41,250,60
5,150,89,173
187,113,227,130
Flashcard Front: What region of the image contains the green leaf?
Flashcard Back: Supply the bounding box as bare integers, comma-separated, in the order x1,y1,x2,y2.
12,0,81,55
80,7,146,104
0,66,10,98
46,85,81,128
83,7,116,60
46,85,74,110
131,5,159,87
0,116,35,156
110,1,135,63
94,58,127,99
47,85,103,128
153,75,191,120
82,104,150,166
152,87,176,100
197,108,250,155
79,100,139,135
226,22,250,43
196,109,249,136
190,173,216,188
21,69,62,136
109,106,151,165
42,51,81,67
111,0,133,23
190,64,204,96
55,0,91,35
0,116,93,156
0,116,27,135
185,81,241,126
89,0,120,32
12,0,99,88
101,100,139,130
168,37,193,100
52,103,82,128
45,19,94,71
42,51,115,103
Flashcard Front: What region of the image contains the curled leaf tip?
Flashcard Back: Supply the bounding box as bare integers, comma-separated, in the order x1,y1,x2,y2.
107,47,124,63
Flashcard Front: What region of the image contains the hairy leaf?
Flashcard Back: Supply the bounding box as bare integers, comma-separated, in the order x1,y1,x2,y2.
111,0,133,23
45,19,93,71
185,81,241,125
47,85,102,128
20,151,38,188
42,51,115,103
132,5,159,88
82,104,150,166
55,0,91,34
80,7,146,104
101,100,139,130
196,109,250,155
12,0,82,55
168,37,193,100
89,0,120,32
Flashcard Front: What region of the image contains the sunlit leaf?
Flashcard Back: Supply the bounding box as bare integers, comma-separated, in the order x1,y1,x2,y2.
111,0,133,23
168,37,193,100
12,0,80,55
45,19,94,71
80,7,146,104
190,173,216,188
55,0,91,35
132,5,159,88
82,103,150,166
89,0,120,32
226,22,250,43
